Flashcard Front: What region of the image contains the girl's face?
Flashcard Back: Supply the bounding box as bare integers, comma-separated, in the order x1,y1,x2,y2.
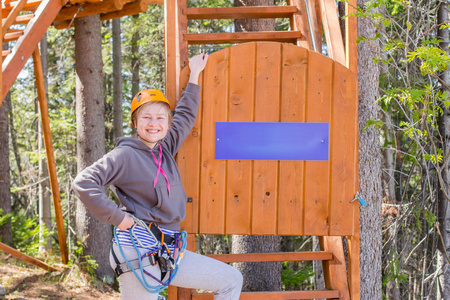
136,102,170,148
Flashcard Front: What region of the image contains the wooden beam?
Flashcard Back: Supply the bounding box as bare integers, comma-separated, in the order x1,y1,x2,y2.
205,251,333,263
288,0,312,49
32,47,68,265
318,0,345,65
0,242,58,271
192,290,340,299
3,30,23,42
53,0,123,22
184,6,297,20
306,0,322,52
2,0,27,38
184,31,301,45
2,0,42,13
346,0,357,74
320,236,350,299
100,0,148,22
2,0,67,104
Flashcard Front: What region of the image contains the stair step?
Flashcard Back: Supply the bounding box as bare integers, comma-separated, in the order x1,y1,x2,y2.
185,6,298,20
8,14,35,25
192,290,340,300
2,0,42,12
205,251,333,263
2,50,12,59
184,31,301,45
2,14,34,26
4,30,23,42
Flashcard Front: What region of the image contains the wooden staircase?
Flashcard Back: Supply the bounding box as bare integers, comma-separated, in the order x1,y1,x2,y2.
0,0,162,267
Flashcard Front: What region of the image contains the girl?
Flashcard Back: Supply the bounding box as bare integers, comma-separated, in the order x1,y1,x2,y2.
72,53,243,299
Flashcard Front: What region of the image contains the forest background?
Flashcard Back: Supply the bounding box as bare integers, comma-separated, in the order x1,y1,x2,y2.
1,0,449,299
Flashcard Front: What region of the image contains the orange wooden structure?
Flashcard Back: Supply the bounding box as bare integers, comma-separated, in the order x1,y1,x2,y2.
0,0,359,299
166,1,359,299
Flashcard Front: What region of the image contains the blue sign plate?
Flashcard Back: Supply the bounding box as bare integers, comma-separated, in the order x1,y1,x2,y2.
215,122,329,161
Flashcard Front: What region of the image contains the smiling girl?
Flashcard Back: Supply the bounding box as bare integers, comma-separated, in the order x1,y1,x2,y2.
72,53,242,299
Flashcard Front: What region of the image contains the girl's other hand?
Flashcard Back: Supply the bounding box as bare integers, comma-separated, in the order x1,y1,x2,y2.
117,214,135,230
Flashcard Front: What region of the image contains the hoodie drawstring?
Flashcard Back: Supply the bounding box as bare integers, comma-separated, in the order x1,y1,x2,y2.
151,144,171,198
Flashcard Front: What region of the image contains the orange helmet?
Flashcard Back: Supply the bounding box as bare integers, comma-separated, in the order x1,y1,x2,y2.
131,89,171,126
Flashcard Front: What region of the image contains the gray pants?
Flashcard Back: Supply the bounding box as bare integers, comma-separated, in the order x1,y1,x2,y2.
110,243,243,299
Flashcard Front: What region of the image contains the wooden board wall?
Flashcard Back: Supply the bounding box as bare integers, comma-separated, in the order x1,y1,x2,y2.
177,42,358,237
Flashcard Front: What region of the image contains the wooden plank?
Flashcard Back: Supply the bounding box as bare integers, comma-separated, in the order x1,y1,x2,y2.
164,0,180,107
198,48,229,234
3,30,23,42
287,0,312,49
192,290,340,299
178,66,202,234
348,235,360,300
32,47,68,264
206,251,333,263
2,0,67,104
329,62,357,236
225,42,255,235
277,44,308,236
306,0,322,52
185,31,301,45
346,0,357,74
100,0,149,22
2,0,26,38
185,6,297,20
303,51,332,236
252,42,281,235
178,0,188,70
318,0,345,65
54,0,123,22
0,242,58,271
320,236,350,299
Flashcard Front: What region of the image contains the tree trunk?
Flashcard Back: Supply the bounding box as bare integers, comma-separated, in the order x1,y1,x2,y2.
0,90,13,246
437,2,450,299
232,235,281,291
74,15,114,283
232,0,281,291
357,0,383,298
112,18,123,141
38,34,52,252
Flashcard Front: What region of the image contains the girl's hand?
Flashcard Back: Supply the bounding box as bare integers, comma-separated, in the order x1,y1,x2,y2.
117,214,135,230
189,53,209,84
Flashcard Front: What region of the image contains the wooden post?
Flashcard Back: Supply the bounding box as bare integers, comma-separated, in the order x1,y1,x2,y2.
165,0,181,108
0,242,59,271
32,47,68,265
178,0,188,72
345,0,357,74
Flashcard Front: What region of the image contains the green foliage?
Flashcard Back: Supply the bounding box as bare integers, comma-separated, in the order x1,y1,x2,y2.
281,262,315,289
0,209,13,228
70,239,99,282
10,213,52,257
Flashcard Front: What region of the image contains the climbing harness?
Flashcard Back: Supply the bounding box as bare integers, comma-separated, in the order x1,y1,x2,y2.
111,215,187,294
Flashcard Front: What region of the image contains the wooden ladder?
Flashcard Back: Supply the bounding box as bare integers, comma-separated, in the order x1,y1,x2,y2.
165,0,356,105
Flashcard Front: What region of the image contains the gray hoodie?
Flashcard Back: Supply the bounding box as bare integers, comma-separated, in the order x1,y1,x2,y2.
72,83,201,231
